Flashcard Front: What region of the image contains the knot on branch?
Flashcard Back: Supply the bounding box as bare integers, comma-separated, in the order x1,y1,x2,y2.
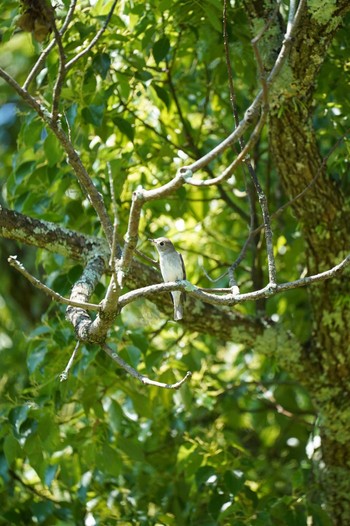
179,167,193,181
265,282,278,296
132,188,145,202
244,106,258,124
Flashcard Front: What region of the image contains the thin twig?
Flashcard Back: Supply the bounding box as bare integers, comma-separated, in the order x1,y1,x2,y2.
251,1,281,108
47,4,67,123
8,256,100,310
251,131,350,238
60,341,81,381
223,0,269,287
248,163,277,285
102,344,192,389
223,0,240,127
187,110,267,186
65,0,119,71
107,162,121,270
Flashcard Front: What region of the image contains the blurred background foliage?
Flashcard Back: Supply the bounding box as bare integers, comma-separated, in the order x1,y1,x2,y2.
0,0,348,524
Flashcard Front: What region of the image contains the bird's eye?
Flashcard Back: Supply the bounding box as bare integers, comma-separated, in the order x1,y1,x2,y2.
160,241,164,246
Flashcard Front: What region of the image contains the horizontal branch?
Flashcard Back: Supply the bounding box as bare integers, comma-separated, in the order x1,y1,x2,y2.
0,205,109,263
119,254,350,308
0,207,262,343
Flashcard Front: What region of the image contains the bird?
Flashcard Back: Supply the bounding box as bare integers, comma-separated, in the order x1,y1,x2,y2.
149,237,186,321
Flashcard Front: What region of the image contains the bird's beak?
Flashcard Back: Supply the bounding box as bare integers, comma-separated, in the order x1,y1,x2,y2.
148,238,155,243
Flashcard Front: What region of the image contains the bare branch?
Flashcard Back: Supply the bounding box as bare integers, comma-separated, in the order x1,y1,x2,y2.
60,341,81,381
118,255,350,308
107,162,121,269
184,0,306,175
223,0,240,127
8,256,100,311
47,6,67,123
113,169,187,288
187,111,266,186
102,344,192,390
65,0,119,71
66,256,106,343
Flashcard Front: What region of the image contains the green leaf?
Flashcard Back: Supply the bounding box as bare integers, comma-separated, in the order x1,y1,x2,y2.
117,435,145,462
44,133,63,167
130,331,148,353
3,434,22,465
31,501,55,523
119,345,141,368
82,104,105,127
195,465,216,487
203,4,222,32
152,84,170,108
112,116,135,142
9,405,30,437
15,161,36,184
27,341,47,374
92,52,111,79
96,445,122,477
152,36,170,63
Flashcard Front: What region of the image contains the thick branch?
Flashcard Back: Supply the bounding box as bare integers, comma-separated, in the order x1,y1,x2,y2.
0,205,108,262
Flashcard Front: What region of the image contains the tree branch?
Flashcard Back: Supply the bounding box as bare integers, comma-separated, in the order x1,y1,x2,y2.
102,344,192,390
65,0,119,71
23,0,77,90
184,0,306,176
118,254,350,308
8,255,100,311
0,70,113,248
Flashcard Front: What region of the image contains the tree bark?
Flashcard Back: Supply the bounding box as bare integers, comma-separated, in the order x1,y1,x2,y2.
266,2,350,523
0,205,264,345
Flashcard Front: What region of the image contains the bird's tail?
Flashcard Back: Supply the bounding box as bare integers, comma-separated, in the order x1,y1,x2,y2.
172,291,184,321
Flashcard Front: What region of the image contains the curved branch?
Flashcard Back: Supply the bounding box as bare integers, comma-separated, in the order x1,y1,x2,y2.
103,344,192,390
184,0,306,176
65,0,119,70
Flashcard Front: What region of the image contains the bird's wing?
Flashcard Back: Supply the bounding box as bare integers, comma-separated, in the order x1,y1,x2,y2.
179,252,186,280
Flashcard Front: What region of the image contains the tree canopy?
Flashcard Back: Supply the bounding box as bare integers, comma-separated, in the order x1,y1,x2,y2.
0,1,349,525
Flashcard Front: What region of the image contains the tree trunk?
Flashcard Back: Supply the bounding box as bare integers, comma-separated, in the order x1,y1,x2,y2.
266,2,350,523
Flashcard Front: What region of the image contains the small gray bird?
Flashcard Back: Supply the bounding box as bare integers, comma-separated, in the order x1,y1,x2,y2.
149,237,186,321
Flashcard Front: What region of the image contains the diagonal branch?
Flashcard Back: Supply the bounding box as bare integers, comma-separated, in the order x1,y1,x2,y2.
8,256,100,311
184,0,306,176
23,0,77,90
65,0,119,71
102,344,192,390
0,68,113,247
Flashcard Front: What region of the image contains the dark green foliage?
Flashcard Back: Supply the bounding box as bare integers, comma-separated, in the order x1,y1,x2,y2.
0,1,349,525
